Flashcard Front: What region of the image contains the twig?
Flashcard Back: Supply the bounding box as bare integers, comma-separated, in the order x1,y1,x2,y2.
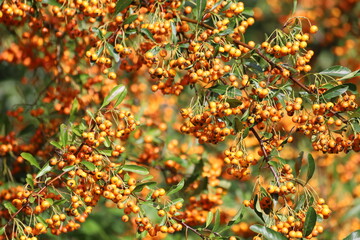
180,16,348,124
250,127,281,186
4,139,87,230
179,16,215,31
233,40,348,123
172,217,206,239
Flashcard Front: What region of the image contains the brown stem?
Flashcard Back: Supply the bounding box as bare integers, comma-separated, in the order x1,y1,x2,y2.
250,127,281,186
172,217,206,239
180,16,348,124
134,198,208,239
179,16,215,31
233,40,348,123
4,137,88,230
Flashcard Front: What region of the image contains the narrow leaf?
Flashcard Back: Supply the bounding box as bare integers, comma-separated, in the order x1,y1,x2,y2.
295,151,303,177
168,179,185,195
133,181,157,192
36,163,53,179
62,165,76,172
321,85,348,100
69,98,79,122
170,21,178,44
303,207,317,237
205,211,213,228
254,194,265,223
212,209,221,231
196,0,207,20
3,201,17,214
115,0,132,15
50,141,62,149
42,0,62,7
250,224,287,240
21,152,40,169
210,85,242,98
123,14,138,25
122,164,149,175
26,174,34,188
140,28,155,41
306,153,315,184
100,85,127,109
292,0,297,14
53,199,67,206
344,230,360,240
242,8,254,16
106,43,120,63
60,124,68,147
319,65,351,77
338,70,360,81
81,161,96,171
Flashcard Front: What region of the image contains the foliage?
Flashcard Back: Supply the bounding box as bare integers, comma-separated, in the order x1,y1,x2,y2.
0,0,359,240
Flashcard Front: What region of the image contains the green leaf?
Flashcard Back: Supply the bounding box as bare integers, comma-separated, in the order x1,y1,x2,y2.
29,196,35,203
338,70,360,81
170,198,184,206
243,127,250,138
242,8,254,16
253,194,265,223
106,43,120,63
179,43,190,49
292,0,297,14
53,199,67,206
59,124,68,147
97,149,113,156
50,141,62,149
21,152,40,169
3,201,17,214
170,21,178,44
133,181,157,192
229,208,243,226
36,162,53,179
0,227,5,235
123,14,138,25
249,224,287,240
344,230,360,240
306,153,315,184
234,117,244,133
319,65,351,77
168,179,185,195
91,27,103,39
140,28,155,41
115,0,132,15
42,0,62,7
196,0,207,20
321,85,349,100
69,98,79,122
352,122,360,133
210,85,242,98
294,194,306,212
37,216,48,227
343,83,357,92
212,209,221,231
122,164,149,175
62,165,76,172
205,211,213,228
100,84,127,109
349,107,360,118
81,161,96,171
26,174,34,188
303,207,317,237
104,136,111,148
218,28,234,36
295,151,303,177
